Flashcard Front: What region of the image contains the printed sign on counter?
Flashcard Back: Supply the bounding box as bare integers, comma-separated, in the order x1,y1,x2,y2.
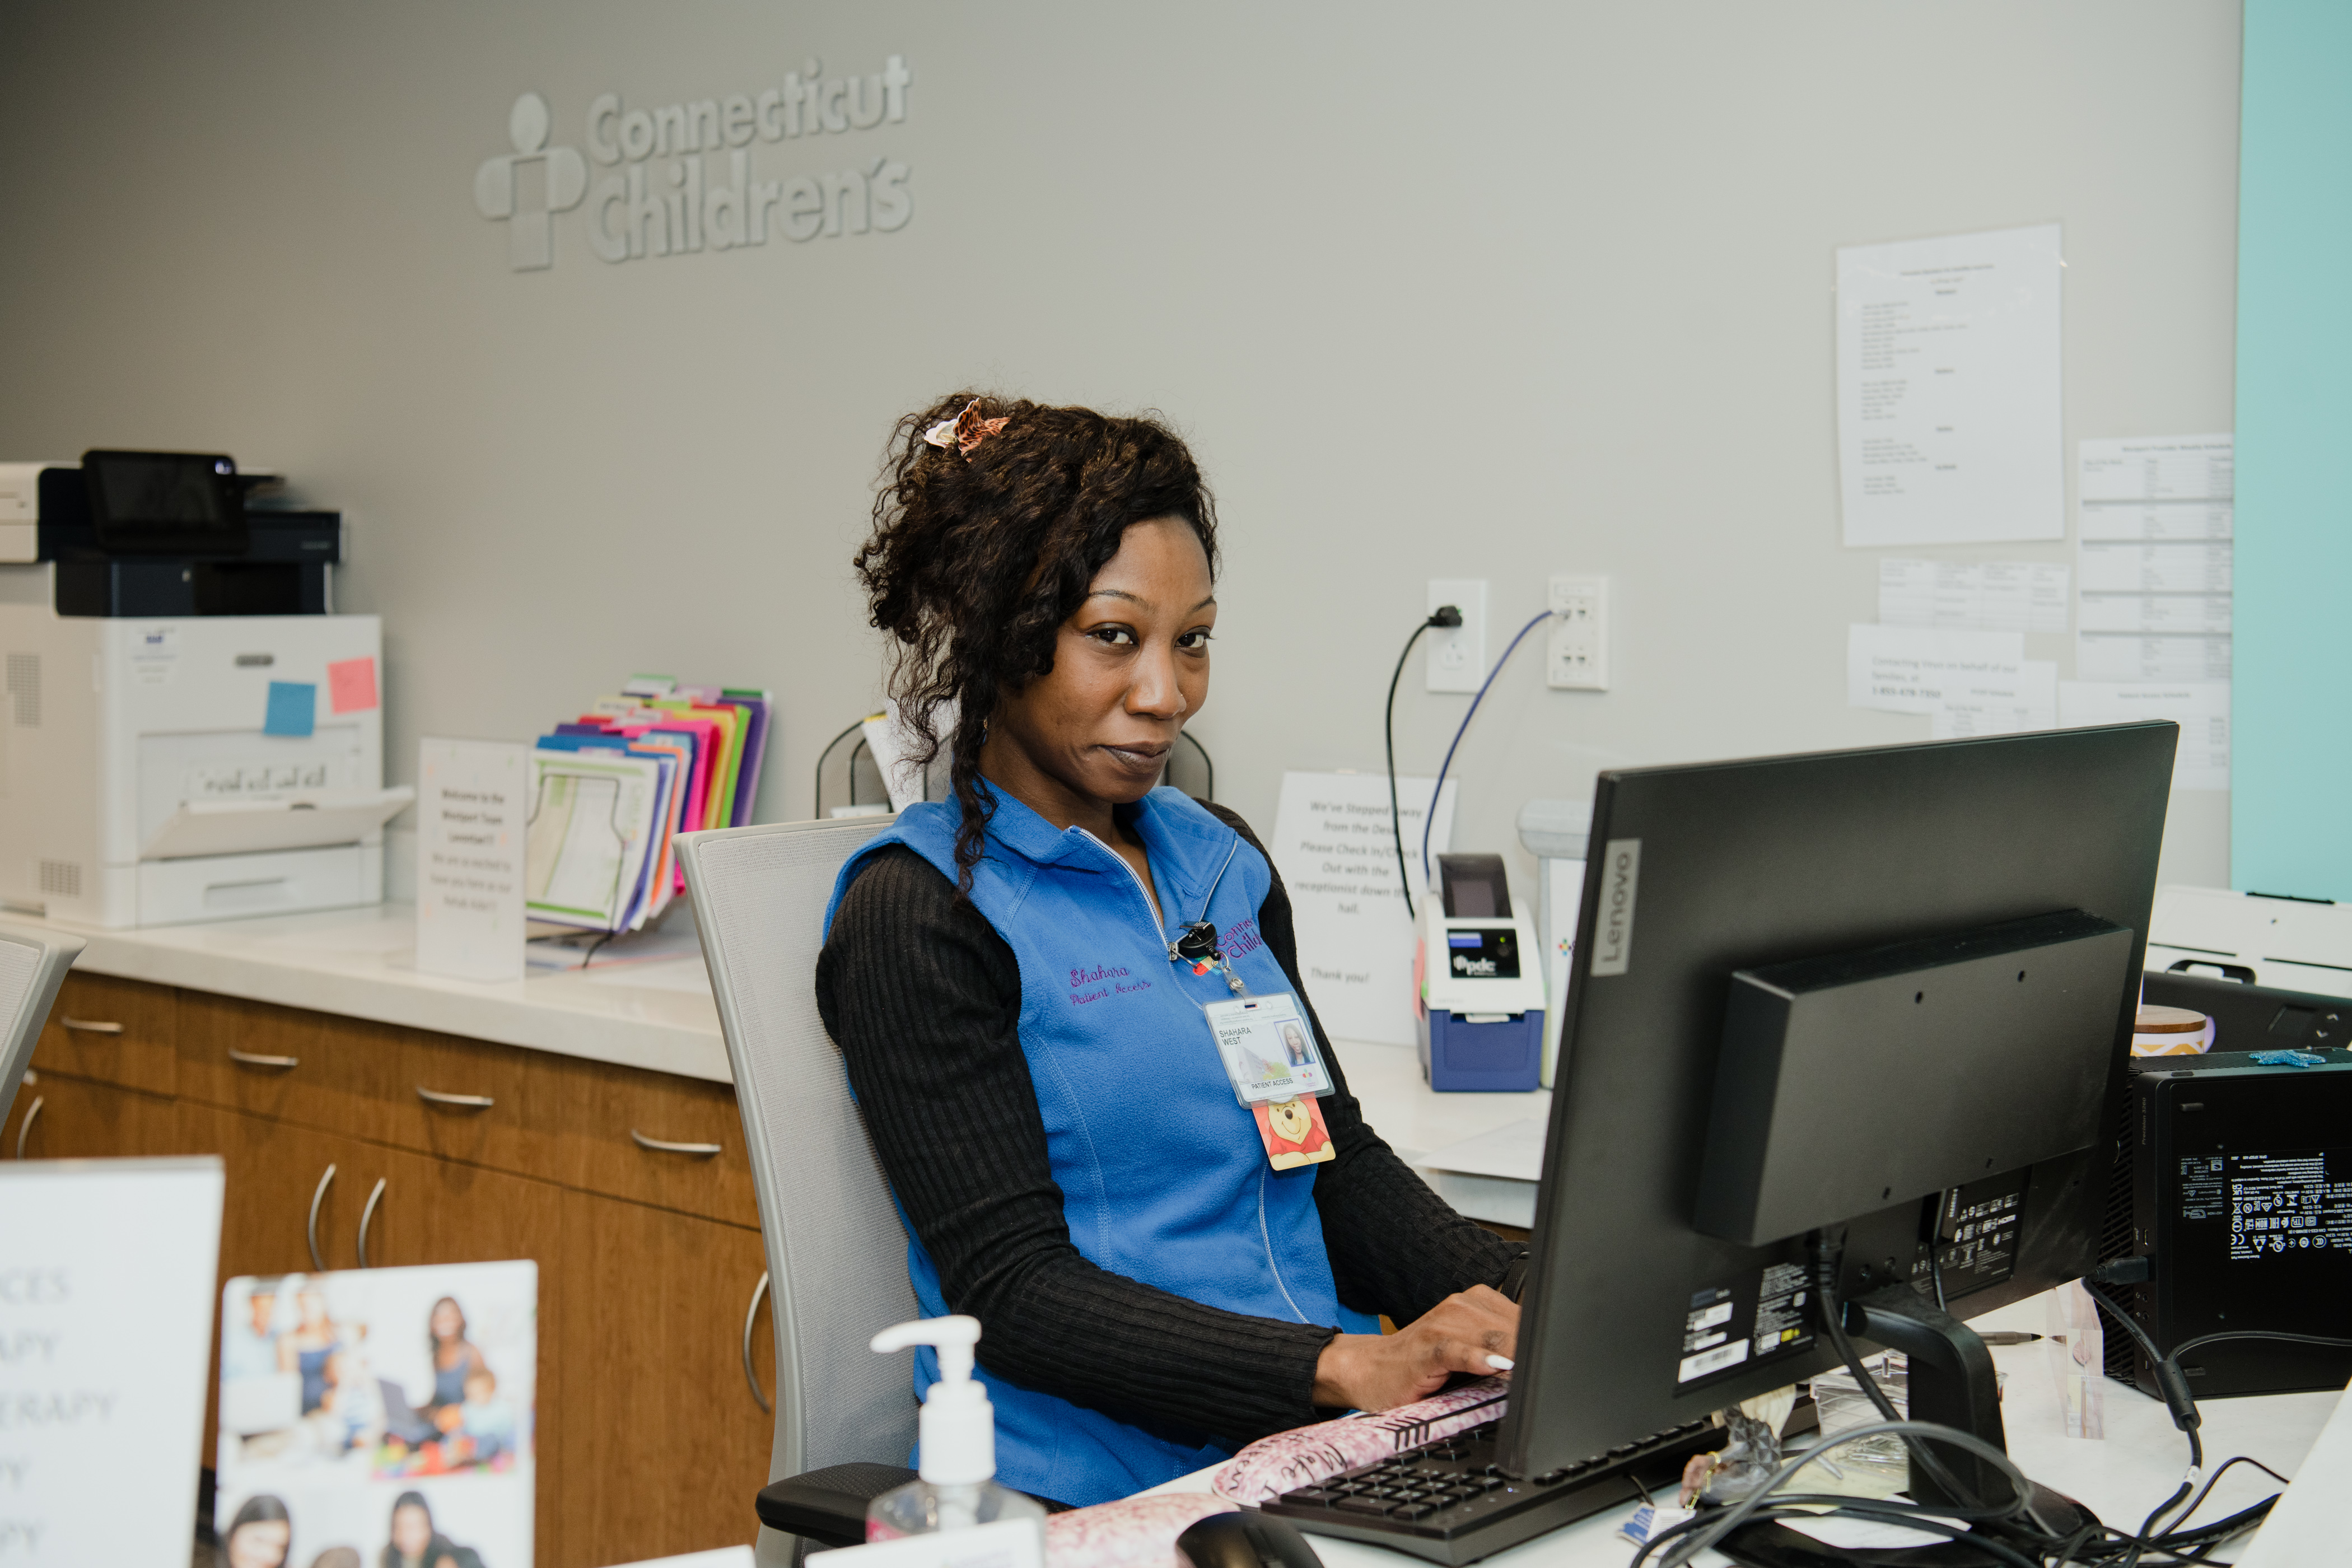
1268,771,1458,1048
417,738,528,982
0,1156,226,1565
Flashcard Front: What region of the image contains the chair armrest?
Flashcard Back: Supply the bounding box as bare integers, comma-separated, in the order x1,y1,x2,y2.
757,1463,1078,1546
758,1463,918,1546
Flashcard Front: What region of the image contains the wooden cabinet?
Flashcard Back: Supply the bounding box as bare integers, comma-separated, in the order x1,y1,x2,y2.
30,970,178,1095
173,991,760,1230
175,990,406,1143
27,973,772,1567
6,1069,177,1160
545,1054,759,1226
553,1189,775,1560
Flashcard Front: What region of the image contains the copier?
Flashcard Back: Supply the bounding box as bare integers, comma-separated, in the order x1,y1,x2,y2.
0,452,409,927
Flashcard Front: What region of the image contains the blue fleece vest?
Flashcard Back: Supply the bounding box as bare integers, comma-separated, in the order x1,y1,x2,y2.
825,786,1378,1507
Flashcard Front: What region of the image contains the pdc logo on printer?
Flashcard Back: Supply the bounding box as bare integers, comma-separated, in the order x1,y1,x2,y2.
474,57,913,272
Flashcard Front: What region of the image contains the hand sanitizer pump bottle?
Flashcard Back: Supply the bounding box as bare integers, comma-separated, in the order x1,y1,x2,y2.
866,1315,1047,1546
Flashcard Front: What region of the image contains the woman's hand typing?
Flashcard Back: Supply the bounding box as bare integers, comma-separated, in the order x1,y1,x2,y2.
1311,1285,1519,1412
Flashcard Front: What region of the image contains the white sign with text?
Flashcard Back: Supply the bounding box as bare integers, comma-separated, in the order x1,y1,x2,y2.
1269,771,1458,1049
417,738,528,982
0,1156,225,1565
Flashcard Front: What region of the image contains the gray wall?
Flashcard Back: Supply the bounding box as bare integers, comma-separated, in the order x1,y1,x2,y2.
0,1,2243,897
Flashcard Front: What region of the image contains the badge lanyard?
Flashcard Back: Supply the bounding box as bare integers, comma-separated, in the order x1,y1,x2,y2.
1165,849,1336,1169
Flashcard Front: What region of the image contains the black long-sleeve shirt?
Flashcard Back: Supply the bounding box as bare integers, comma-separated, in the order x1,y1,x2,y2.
814,803,1524,1449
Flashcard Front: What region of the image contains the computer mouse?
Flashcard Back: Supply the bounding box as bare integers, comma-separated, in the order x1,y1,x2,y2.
1174,1510,1325,1568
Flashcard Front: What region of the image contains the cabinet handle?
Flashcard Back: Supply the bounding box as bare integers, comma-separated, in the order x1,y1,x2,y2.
230,1048,301,1070
632,1129,723,1157
357,1177,387,1268
416,1086,494,1110
59,1018,124,1035
13,1098,42,1159
307,1164,338,1271
743,1271,773,1413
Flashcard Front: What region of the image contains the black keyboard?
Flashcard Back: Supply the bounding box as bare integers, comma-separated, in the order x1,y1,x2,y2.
1257,1418,1724,1565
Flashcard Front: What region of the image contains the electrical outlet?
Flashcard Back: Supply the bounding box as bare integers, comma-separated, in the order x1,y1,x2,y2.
1426,579,1488,693
1546,574,1609,690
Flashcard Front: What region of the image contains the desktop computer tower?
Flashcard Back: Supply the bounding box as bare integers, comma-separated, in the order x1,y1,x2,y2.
2101,973,2352,1400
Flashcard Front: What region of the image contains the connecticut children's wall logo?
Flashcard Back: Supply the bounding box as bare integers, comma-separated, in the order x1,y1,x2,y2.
474,94,588,270
474,56,913,272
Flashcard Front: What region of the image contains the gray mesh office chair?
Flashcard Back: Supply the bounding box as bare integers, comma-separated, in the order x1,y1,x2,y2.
1,922,83,1133
677,817,921,1565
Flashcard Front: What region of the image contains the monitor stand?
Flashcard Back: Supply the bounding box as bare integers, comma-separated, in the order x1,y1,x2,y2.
1719,1285,2097,1568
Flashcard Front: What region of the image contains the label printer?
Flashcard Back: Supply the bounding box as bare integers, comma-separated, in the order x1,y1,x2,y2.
0,451,409,927
1416,853,1546,1091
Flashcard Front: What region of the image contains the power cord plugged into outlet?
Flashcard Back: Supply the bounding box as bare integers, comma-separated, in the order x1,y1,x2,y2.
1385,605,1463,922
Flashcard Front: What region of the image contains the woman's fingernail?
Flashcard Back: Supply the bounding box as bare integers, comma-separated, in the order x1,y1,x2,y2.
1486,1354,1514,1371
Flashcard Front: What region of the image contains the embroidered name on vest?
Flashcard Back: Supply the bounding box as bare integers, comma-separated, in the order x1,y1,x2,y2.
1068,960,1151,1006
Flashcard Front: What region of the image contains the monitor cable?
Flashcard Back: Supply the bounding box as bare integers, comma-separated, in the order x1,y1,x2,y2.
1639,1417,2047,1568
1384,605,1462,922
1807,1230,1987,1515
2082,1260,2352,1562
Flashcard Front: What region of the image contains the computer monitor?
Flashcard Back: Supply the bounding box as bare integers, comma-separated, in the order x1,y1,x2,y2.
1499,724,2176,1493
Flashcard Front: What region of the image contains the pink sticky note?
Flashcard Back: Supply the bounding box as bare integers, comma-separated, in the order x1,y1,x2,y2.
328,656,378,715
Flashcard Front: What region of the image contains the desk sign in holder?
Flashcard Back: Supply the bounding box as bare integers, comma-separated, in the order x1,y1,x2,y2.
0,1155,226,1564
417,737,528,983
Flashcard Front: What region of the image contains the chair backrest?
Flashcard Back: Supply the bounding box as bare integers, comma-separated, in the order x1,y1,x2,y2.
0,922,83,1128
677,816,918,1486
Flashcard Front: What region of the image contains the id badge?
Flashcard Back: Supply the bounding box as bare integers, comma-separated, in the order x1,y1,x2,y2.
1203,994,1333,1105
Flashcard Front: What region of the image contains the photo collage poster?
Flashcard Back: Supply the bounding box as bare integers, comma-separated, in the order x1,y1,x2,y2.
215,1260,536,1568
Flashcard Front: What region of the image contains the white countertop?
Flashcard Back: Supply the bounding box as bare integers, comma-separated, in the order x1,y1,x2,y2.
1337,1040,1548,1228
24,900,1559,1212
25,902,735,1081
1149,1287,2343,1566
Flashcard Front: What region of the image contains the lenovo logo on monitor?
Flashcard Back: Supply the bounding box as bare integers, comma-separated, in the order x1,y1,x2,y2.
1590,838,1642,977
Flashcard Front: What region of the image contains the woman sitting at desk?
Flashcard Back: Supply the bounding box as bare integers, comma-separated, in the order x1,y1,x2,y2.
816,394,1525,1509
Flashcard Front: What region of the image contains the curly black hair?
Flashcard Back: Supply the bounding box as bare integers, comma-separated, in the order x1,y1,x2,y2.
854,392,1220,892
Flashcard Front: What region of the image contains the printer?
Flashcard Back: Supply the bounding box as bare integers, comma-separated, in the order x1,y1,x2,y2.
0,451,409,927
1416,852,1546,1091
2145,884,2352,1001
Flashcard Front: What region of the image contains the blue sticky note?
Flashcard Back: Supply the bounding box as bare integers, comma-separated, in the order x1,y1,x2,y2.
264,680,316,738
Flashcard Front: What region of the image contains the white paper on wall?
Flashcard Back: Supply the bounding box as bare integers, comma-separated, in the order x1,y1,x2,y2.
1928,661,2058,738
1269,771,1458,1049
2059,680,2230,791
1837,225,2066,547
2076,436,2232,699
2079,435,2234,503
1878,559,2070,633
0,1156,225,1567
1846,624,2028,715
2074,634,2232,683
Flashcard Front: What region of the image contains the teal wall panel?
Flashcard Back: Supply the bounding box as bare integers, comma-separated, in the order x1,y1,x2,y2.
2234,0,2352,898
